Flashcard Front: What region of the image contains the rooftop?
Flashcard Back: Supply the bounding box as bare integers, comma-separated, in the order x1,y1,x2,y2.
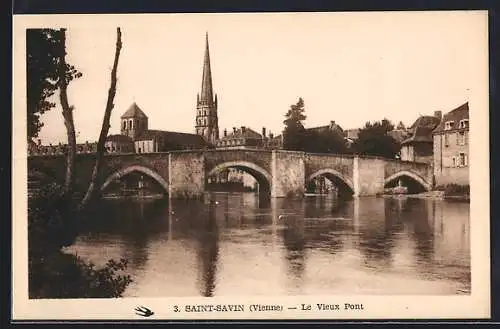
121,102,148,119
433,102,469,134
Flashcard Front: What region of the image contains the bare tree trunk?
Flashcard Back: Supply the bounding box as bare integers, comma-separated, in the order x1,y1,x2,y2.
79,28,122,209
58,28,77,196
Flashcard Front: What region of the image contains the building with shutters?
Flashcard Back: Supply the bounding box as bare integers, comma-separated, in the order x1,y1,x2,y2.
432,102,470,186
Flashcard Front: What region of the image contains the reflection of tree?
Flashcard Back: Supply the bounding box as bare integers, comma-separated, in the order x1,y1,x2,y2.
196,205,220,297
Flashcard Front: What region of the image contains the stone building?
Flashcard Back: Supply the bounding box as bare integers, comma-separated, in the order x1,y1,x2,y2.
105,134,135,154
400,112,441,163
216,126,281,150
432,102,469,186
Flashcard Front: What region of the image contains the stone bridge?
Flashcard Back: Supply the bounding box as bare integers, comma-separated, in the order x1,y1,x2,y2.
28,149,433,198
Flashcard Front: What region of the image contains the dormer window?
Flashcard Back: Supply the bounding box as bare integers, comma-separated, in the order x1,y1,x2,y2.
444,121,454,130
459,119,469,129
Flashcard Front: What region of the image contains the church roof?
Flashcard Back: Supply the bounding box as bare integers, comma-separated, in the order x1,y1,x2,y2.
121,102,148,119
106,134,134,144
135,130,213,149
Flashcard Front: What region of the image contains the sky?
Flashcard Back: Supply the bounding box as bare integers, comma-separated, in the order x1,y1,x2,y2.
24,11,488,144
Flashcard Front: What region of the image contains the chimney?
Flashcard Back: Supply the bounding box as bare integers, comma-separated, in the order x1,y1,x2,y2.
262,127,266,138
241,126,246,133
233,127,236,133
223,129,227,137
434,111,442,120
269,132,274,139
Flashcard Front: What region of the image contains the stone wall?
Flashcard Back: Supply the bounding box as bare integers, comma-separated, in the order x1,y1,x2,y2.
353,157,386,196
304,153,354,181
271,150,305,197
168,152,205,198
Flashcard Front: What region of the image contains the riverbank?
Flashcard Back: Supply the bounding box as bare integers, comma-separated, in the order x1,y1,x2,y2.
382,190,470,202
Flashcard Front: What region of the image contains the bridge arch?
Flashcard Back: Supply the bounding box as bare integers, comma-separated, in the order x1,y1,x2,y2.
100,165,169,193
384,170,432,192
306,168,355,196
207,161,272,195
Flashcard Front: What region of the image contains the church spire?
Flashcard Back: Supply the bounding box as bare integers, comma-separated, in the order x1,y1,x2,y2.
195,32,219,144
200,32,214,105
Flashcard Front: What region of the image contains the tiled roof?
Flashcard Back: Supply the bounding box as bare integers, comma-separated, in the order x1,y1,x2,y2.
433,102,469,134
135,130,212,149
121,102,148,119
401,126,435,144
307,122,344,134
409,115,441,132
401,113,441,145
221,127,262,140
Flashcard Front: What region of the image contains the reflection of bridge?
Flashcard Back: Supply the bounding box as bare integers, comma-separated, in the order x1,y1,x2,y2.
28,149,433,198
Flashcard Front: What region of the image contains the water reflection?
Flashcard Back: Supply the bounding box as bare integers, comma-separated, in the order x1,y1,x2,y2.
66,193,471,296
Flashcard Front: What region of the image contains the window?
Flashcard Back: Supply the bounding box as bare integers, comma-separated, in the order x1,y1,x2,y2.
452,157,456,167
129,120,133,129
444,121,454,130
123,121,127,129
444,133,449,147
459,119,469,129
457,131,466,145
459,152,468,167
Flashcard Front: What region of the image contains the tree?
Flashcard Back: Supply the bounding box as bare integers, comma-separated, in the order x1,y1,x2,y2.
303,129,349,154
283,98,307,151
353,118,400,158
27,28,130,299
27,29,82,142
79,28,122,208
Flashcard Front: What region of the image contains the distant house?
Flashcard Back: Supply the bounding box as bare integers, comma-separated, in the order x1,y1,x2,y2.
216,126,282,150
105,134,135,154
400,112,441,163
306,120,344,135
432,102,469,186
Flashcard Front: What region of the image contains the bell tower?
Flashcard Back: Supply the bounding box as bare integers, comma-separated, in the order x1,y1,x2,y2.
195,32,219,144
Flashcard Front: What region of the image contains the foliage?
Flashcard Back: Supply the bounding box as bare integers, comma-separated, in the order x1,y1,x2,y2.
27,29,82,141
29,253,132,299
303,129,349,154
283,98,307,151
28,182,78,256
353,118,400,159
28,182,132,298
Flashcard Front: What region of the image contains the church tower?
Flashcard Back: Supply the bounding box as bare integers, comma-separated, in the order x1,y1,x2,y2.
121,102,148,140
195,32,219,144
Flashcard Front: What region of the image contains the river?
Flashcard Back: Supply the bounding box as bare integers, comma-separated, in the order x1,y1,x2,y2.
65,192,470,296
